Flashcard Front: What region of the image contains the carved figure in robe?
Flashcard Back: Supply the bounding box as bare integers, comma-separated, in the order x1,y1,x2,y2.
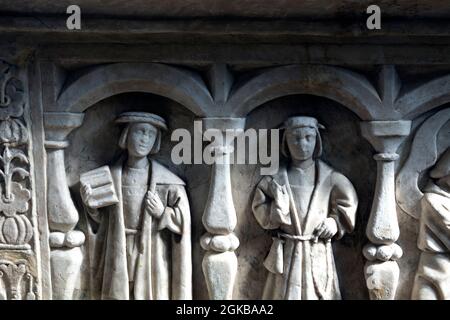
412,148,450,300
80,112,192,300
252,116,358,300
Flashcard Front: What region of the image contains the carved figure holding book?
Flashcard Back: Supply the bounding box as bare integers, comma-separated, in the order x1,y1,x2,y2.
80,112,192,300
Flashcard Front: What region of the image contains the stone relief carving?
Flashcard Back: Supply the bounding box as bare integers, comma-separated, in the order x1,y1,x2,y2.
396,108,450,220
396,109,450,299
0,63,31,248
0,60,37,300
252,116,358,299
80,112,192,300
361,120,411,300
0,146,32,246
4,57,449,300
45,112,85,300
200,116,245,300
0,259,36,300
412,149,450,299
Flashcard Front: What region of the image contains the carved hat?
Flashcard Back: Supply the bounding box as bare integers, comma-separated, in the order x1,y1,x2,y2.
116,112,167,154
281,116,325,130
115,112,168,131
280,116,325,159
430,148,450,179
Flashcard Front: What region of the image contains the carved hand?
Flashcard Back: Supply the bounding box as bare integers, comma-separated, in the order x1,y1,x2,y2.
314,217,338,241
270,180,290,214
145,191,165,218
80,184,93,208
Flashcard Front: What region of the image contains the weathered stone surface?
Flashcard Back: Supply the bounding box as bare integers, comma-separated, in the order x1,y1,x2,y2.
252,115,358,300
0,1,450,301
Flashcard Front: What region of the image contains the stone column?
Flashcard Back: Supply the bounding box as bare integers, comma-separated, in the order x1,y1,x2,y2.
200,117,245,300
360,120,411,300
43,112,85,300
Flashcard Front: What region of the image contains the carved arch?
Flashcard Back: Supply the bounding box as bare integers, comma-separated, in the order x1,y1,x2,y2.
57,63,214,116
395,74,450,120
225,65,382,120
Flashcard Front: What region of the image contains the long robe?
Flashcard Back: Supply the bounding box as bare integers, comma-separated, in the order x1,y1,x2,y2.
412,182,450,300
252,160,358,300
84,157,192,300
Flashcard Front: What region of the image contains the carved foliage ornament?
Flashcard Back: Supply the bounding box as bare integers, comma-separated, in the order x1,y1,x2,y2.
0,62,32,247
0,63,24,119
0,259,35,300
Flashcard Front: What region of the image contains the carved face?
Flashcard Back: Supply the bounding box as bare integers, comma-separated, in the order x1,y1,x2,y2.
126,123,158,157
285,127,317,161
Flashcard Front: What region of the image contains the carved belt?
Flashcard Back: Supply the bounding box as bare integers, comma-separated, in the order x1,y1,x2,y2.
264,232,333,299
277,232,318,242
264,233,318,275
125,228,141,235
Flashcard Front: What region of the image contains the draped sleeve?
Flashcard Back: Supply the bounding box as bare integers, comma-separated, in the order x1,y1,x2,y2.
418,192,450,252
252,176,292,230
157,185,187,235
329,172,358,239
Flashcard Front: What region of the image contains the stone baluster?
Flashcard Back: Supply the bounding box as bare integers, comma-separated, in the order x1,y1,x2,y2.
43,112,85,299
200,117,245,300
360,120,411,300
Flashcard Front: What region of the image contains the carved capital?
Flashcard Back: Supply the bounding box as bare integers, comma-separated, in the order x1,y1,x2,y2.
43,112,85,149
360,120,411,154
201,117,246,134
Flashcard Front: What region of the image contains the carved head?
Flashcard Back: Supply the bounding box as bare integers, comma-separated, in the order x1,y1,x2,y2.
430,148,450,190
116,112,168,157
281,116,325,161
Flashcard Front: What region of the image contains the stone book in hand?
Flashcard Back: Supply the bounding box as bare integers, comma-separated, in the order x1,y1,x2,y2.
80,166,119,209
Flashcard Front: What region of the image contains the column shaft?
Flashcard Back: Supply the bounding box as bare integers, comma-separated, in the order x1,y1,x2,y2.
361,120,411,300
200,117,244,300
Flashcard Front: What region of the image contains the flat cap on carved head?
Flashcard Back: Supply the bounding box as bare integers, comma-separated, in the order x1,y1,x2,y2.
115,112,168,131
281,116,325,131
430,148,450,179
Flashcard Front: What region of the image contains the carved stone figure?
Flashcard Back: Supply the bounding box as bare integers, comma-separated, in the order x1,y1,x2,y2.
252,116,358,300
411,148,450,299
80,112,192,300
